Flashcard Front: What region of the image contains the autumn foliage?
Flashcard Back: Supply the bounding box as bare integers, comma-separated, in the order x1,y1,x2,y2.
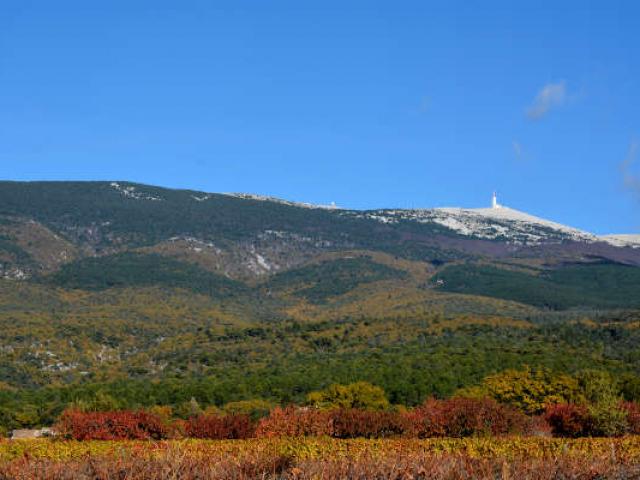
55,410,169,441
256,407,410,439
331,409,409,438
543,403,591,438
405,397,531,438
256,398,530,439
53,399,640,441
543,401,640,438
3,437,640,479
185,414,255,439
255,406,334,437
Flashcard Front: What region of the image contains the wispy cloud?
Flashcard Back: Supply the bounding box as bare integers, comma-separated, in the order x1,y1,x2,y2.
512,140,523,160
621,140,640,201
418,96,431,113
526,81,567,120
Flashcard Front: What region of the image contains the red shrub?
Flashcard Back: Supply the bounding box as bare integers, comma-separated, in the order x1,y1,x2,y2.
55,410,168,440
621,402,640,434
544,404,592,438
331,409,409,438
185,414,255,439
256,406,333,437
405,397,530,438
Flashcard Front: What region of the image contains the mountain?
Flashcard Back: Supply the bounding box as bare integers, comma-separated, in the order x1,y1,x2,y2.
0,180,639,294
0,181,640,385
1,180,640,400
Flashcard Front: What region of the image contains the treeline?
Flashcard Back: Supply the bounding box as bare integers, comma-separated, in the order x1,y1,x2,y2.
2,364,640,434
5,368,640,438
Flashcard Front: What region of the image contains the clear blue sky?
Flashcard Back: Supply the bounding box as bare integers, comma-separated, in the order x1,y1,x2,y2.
1,1,639,234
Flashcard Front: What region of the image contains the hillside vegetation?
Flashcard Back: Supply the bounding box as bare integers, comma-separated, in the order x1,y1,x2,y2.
0,181,639,436
434,262,640,309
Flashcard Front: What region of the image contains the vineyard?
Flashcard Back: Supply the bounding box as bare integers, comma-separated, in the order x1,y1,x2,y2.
1,437,640,479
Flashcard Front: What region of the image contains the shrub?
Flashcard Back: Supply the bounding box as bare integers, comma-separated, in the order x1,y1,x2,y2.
256,406,333,437
185,414,255,439
406,398,530,438
544,404,591,438
331,409,409,438
55,410,169,440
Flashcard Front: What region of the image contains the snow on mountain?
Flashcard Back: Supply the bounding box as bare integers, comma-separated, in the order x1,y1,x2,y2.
348,205,599,245
224,192,639,249
600,234,640,248
434,206,600,244
225,193,340,210
110,182,163,201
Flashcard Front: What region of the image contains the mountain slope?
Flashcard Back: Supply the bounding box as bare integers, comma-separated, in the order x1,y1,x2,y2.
0,180,638,314
2,181,640,414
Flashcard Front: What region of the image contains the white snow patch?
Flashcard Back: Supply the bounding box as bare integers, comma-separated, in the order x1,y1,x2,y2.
225,193,340,210
346,205,599,246
110,182,163,201
255,253,272,271
600,234,640,248
191,194,211,202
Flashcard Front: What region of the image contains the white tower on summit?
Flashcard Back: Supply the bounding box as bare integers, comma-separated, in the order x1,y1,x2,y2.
491,191,499,209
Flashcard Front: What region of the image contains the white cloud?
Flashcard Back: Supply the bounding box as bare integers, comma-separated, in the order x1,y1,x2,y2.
526,81,567,120
621,140,640,200
512,140,523,160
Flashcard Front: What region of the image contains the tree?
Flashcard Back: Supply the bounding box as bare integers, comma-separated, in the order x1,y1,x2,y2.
576,370,628,436
306,382,390,411
456,367,581,415
588,396,628,437
69,391,121,413
575,369,619,404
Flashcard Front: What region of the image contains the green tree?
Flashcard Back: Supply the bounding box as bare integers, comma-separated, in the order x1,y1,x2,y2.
69,391,121,412
576,370,628,436
588,397,628,437
575,369,619,404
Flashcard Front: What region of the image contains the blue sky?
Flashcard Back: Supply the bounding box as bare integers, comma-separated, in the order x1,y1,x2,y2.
1,1,639,234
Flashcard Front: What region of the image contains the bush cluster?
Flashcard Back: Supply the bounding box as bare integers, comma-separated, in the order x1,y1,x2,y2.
405,397,531,438
544,401,640,437
53,399,640,441
185,414,255,439
56,410,169,441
